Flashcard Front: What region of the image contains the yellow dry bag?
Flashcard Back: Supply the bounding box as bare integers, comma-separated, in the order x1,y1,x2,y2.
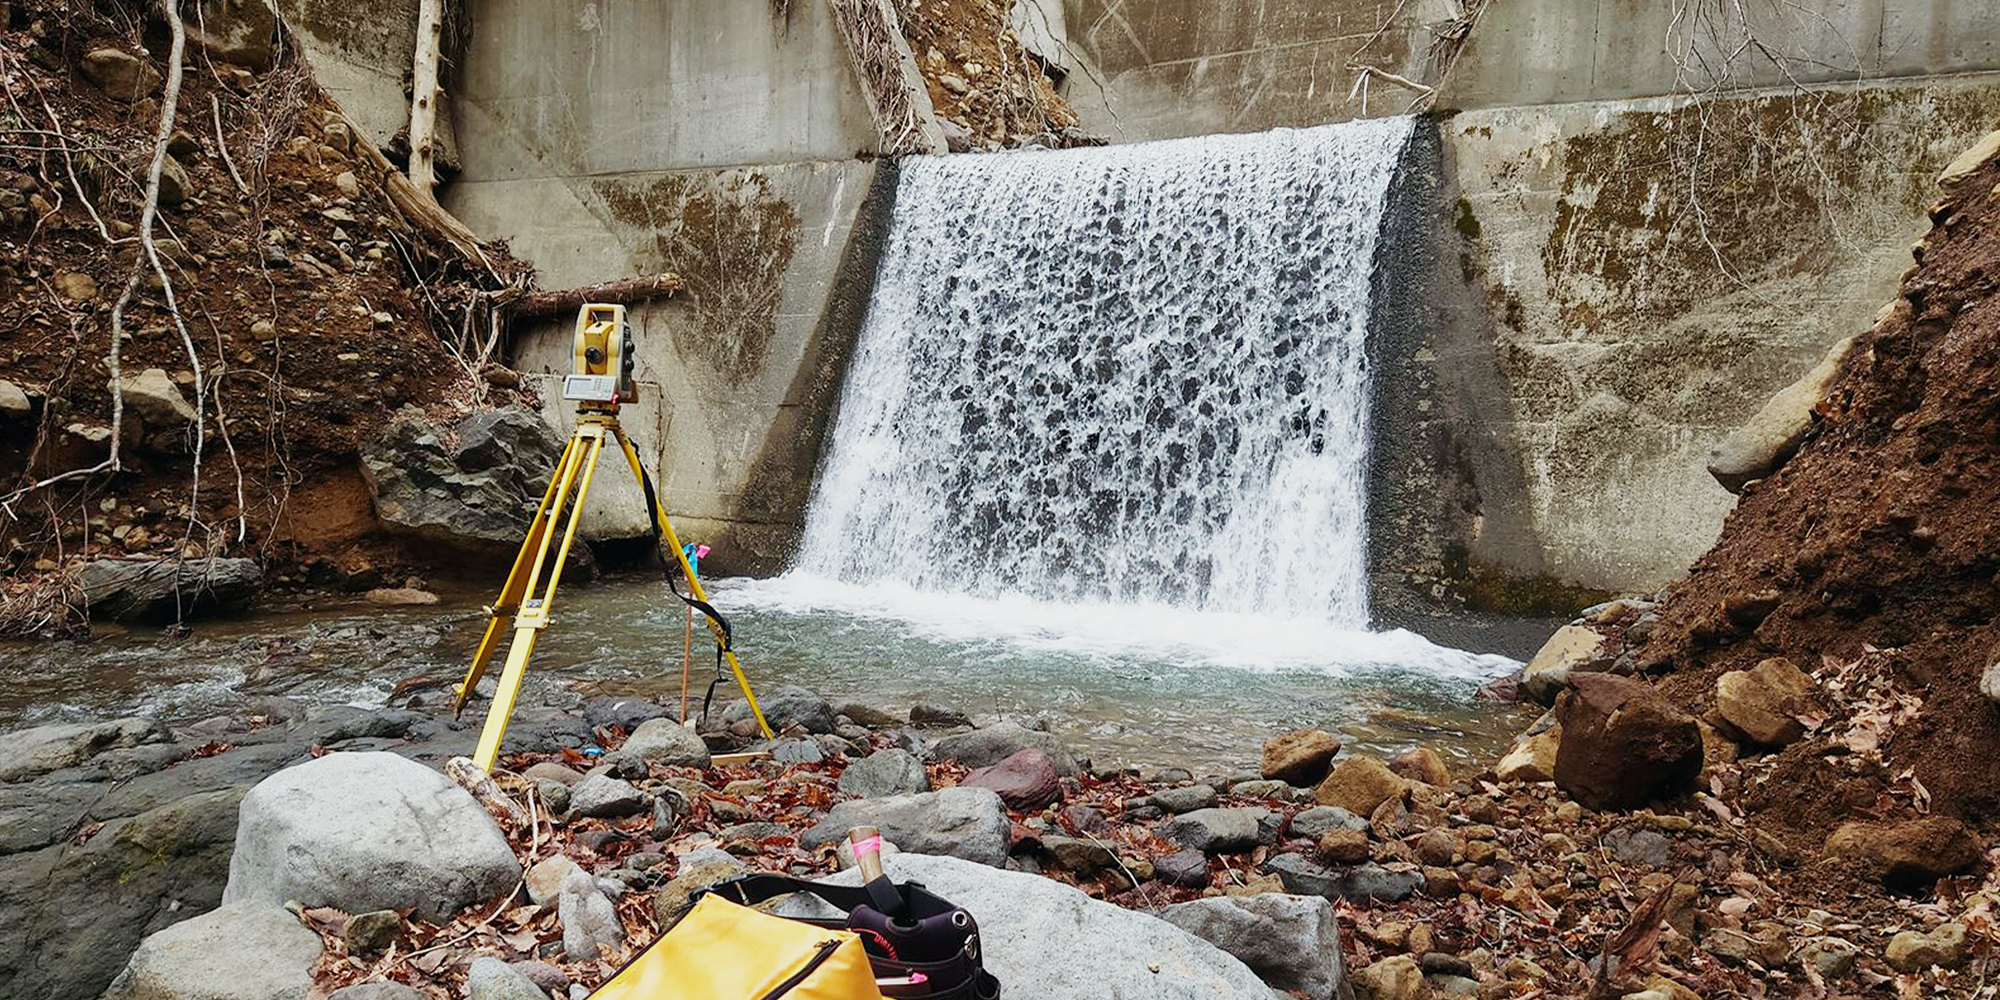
589,893,884,1000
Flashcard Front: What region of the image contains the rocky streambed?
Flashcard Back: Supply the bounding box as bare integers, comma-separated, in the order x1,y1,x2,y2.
9,665,1995,1000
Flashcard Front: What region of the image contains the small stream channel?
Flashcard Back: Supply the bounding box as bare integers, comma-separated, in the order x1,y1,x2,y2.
0,574,1538,774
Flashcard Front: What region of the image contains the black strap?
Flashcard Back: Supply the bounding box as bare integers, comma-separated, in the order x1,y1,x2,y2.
700,872,929,919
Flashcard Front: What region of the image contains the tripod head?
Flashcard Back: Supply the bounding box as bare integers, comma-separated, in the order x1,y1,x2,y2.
562,303,635,409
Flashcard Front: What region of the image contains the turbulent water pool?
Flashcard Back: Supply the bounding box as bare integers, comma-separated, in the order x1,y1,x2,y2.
0,573,1535,774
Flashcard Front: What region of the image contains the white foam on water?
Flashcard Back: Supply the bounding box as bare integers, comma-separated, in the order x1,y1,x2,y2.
725,574,1516,682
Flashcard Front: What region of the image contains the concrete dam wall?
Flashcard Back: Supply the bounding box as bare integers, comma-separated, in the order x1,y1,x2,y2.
322,0,2000,613
1055,0,2000,602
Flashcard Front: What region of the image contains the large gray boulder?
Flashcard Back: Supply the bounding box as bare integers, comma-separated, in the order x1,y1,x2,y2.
927,722,1079,776
99,901,321,1000
74,557,262,622
224,752,520,921
1707,334,1855,493
0,717,169,782
1161,894,1347,1000
837,749,932,798
826,854,1272,998
361,405,562,549
1,787,246,1000
801,788,1009,867
622,718,710,768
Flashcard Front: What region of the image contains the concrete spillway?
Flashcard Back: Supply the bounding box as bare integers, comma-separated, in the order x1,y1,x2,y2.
795,119,1414,625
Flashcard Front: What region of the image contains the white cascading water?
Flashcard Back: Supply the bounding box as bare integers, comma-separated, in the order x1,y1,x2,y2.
735,117,1511,680
795,119,1413,625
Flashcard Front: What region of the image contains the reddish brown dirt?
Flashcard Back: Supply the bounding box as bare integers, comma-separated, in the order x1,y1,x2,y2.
893,0,1081,148
1635,148,2000,850
0,2,526,627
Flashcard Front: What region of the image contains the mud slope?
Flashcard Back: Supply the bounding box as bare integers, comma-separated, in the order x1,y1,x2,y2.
1638,140,2000,835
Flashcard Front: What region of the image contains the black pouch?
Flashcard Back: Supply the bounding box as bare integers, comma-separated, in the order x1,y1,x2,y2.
698,872,1002,999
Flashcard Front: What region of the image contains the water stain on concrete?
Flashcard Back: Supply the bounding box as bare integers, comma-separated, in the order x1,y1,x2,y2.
594,172,802,384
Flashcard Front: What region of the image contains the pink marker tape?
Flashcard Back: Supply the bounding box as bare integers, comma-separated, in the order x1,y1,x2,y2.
851,835,883,856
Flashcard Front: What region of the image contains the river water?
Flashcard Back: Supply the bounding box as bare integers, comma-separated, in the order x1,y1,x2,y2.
0,575,1533,774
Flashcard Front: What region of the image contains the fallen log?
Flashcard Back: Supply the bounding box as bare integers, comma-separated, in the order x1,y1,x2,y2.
445,755,530,833
509,274,684,320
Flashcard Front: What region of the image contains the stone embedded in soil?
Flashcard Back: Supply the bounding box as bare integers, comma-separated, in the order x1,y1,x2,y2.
1520,624,1607,705
52,272,97,301
622,717,712,768
1260,729,1343,785
1314,756,1407,816
1262,854,1423,903
523,761,585,786
1981,643,2000,703
157,155,196,205
962,747,1063,809
653,858,749,928
1290,805,1368,838
559,870,623,960
1227,778,1288,799
835,702,901,728
0,379,28,419
1886,922,1968,971
1388,747,1451,786
1713,656,1815,745
1800,937,1859,979
1602,826,1672,867
121,368,197,428
724,685,836,734
928,722,1079,775
570,774,649,818
1553,674,1702,811
100,901,321,1000
1153,848,1211,888
838,748,932,798
331,985,427,1000
1160,807,1266,854
583,697,672,733
81,47,161,101
1352,954,1423,1000
1161,893,1346,1000
910,703,972,728
342,909,401,955
1939,129,2000,188
467,956,550,1000
1147,783,1220,814
1708,334,1858,492
1495,726,1560,781
1041,833,1115,873
1319,828,1371,864
1824,816,1984,888
803,787,1011,866
526,854,586,906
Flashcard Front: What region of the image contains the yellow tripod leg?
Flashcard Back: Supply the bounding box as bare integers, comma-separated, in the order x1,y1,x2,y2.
469,427,609,770
454,433,582,717
612,427,775,739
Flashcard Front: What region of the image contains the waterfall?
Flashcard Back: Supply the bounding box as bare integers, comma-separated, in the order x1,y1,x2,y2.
794,118,1415,628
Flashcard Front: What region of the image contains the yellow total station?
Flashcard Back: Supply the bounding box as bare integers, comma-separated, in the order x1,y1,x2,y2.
452,303,775,771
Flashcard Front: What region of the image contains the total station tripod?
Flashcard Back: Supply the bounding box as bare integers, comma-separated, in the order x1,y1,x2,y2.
452,304,773,770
